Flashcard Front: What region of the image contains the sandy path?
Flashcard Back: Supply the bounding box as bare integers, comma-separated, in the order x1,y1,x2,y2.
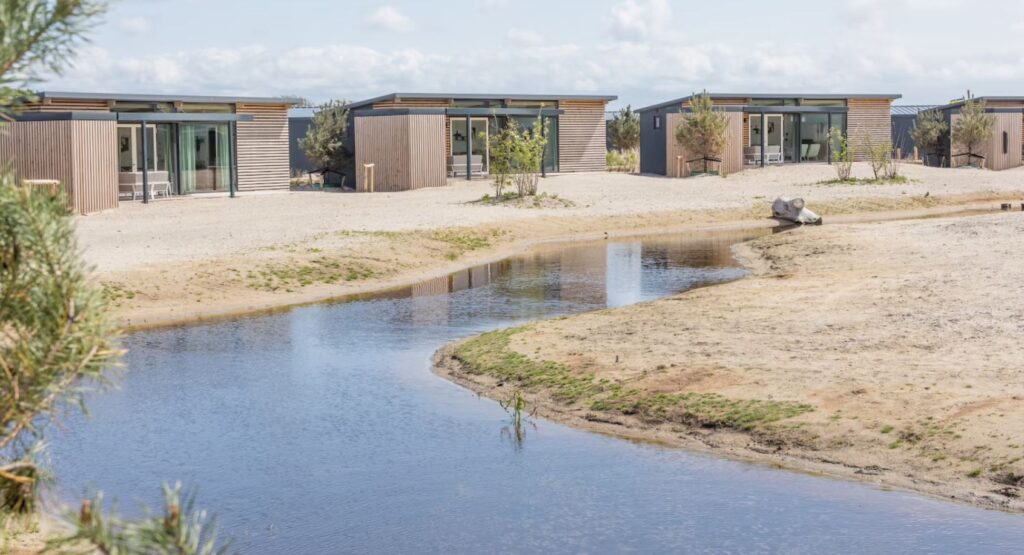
436,212,1024,512
76,163,1024,328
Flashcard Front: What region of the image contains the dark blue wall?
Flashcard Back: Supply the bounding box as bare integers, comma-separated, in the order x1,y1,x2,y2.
289,116,316,174
639,109,667,175
891,115,917,159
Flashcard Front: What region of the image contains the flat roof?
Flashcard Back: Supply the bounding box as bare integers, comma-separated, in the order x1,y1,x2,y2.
891,105,939,116
931,96,1024,111
37,91,302,105
346,92,617,110
637,93,902,113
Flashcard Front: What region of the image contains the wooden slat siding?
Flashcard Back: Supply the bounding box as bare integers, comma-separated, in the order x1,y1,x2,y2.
20,99,111,112
0,120,118,214
407,115,447,189
70,120,118,214
235,103,290,191
847,98,893,162
0,120,74,203
355,115,407,192
355,114,445,192
664,111,744,177
558,100,608,172
950,112,1023,171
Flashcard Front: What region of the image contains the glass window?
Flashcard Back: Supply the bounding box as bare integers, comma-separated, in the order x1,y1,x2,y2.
506,100,557,109
800,114,830,162
452,100,497,108
180,103,234,113
801,99,847,107
750,98,797,106
179,123,233,193
112,102,175,113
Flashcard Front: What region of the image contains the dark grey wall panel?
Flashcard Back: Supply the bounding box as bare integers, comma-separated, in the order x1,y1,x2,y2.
289,116,315,173
640,109,666,175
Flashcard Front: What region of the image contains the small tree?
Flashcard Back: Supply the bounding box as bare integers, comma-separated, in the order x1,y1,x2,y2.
951,95,995,168
674,92,729,175
865,138,894,180
489,124,516,197
607,105,640,152
489,118,549,197
512,119,549,197
909,109,948,166
298,100,352,176
828,126,853,181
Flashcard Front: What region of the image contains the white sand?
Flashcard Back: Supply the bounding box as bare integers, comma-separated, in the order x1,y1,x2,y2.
76,163,1024,274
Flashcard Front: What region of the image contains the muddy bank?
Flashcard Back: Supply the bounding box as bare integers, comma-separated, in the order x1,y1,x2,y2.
95,191,1016,331
435,212,1024,512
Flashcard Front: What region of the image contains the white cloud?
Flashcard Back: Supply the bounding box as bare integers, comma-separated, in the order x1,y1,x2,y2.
608,0,672,41
367,6,414,33
117,16,150,35
40,0,1024,108
507,28,544,45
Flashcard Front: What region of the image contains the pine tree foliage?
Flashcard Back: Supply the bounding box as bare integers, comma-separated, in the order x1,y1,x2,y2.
298,100,352,174
0,0,107,118
674,92,729,174
0,182,120,513
951,94,995,167
608,105,640,152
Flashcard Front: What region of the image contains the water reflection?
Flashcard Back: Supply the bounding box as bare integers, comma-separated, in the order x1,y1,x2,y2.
46,228,1024,554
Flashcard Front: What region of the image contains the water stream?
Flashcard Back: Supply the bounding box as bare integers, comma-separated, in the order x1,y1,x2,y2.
49,228,1023,553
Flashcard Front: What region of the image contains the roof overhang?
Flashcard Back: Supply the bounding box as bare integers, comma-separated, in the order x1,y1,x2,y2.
638,93,902,113
37,91,300,105
11,112,255,122
353,107,565,118
931,97,1024,112
347,92,617,111
115,113,254,123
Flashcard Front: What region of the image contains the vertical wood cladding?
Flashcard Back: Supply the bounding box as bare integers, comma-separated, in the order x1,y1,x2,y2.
354,114,446,192
0,120,118,214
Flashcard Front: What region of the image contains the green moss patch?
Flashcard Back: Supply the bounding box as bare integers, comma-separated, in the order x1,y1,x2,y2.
454,327,814,432
247,258,377,292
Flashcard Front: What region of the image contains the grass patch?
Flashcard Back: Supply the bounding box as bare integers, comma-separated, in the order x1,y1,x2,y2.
880,425,894,434
817,175,911,186
247,258,377,292
429,228,507,261
100,281,140,306
454,328,814,432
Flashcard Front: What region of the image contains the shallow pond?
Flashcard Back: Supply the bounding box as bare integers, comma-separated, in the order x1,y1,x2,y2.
50,228,1024,553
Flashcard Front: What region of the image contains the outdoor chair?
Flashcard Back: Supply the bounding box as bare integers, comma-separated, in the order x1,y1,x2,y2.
450,154,484,177
800,144,810,160
743,146,761,165
806,144,821,161
766,145,783,164
119,171,171,201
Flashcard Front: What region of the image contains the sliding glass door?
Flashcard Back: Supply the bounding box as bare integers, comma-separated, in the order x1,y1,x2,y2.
179,123,233,193
450,118,489,176
117,123,177,195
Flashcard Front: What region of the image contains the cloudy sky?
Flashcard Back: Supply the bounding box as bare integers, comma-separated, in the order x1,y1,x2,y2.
39,0,1024,109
